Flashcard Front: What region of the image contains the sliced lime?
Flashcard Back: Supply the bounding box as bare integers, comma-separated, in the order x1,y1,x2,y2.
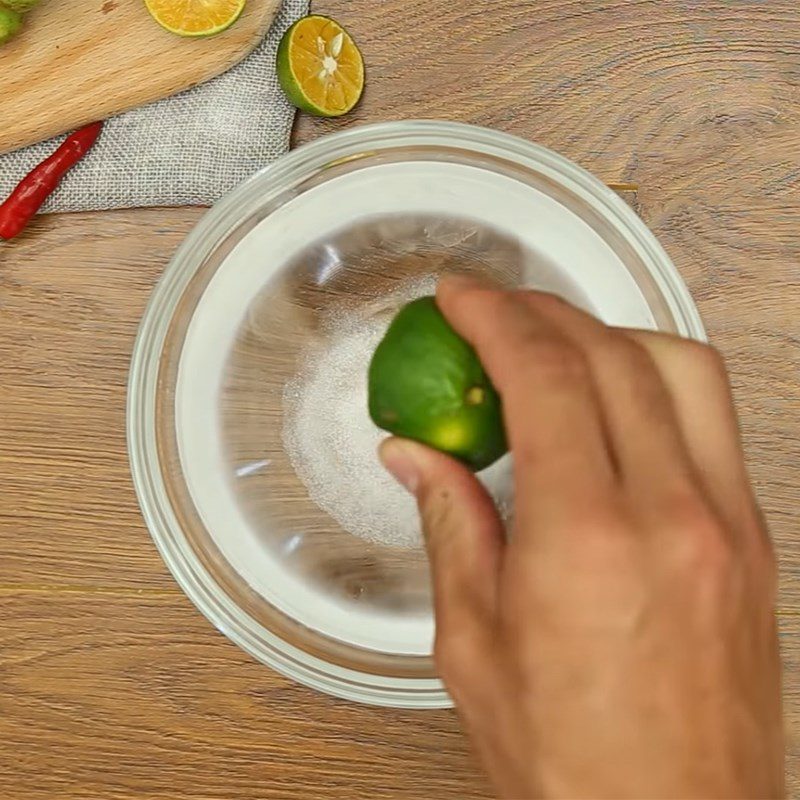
277,15,365,117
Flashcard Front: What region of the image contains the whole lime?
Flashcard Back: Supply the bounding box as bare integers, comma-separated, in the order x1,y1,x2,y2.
0,6,21,45
368,296,507,471
1,0,40,12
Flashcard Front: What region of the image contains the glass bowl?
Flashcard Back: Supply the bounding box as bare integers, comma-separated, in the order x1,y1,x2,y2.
127,120,705,708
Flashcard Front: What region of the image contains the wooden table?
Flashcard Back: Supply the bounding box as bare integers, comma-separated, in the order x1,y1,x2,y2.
1,1,798,797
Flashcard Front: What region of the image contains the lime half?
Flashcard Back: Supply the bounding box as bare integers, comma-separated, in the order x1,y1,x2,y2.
144,0,245,37
277,15,364,117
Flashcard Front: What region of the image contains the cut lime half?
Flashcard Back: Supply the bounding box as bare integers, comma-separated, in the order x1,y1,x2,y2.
277,15,365,117
144,0,246,37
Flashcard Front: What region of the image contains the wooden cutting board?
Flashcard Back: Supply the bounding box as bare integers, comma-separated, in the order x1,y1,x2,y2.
0,0,282,155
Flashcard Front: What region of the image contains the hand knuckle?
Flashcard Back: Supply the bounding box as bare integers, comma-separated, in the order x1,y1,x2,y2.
663,490,735,574
522,337,589,386
601,336,669,399
599,332,648,365
566,501,630,540
561,506,639,566
434,630,482,688
686,339,727,375
619,337,658,376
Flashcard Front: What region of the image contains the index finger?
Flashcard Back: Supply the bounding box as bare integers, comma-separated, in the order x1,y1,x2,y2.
436,276,616,529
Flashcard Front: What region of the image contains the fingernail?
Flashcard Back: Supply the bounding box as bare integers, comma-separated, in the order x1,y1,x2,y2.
379,439,420,494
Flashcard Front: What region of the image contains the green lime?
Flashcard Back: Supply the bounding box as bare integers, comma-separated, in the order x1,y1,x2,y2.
1,0,40,12
0,5,21,44
368,296,507,472
276,15,365,117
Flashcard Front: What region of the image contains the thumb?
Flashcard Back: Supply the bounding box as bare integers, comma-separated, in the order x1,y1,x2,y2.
379,437,504,643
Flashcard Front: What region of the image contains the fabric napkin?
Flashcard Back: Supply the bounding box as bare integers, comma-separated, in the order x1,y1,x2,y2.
0,0,309,213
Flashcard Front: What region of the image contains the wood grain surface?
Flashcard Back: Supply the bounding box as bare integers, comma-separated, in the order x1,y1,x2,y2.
1,0,799,797
0,0,281,154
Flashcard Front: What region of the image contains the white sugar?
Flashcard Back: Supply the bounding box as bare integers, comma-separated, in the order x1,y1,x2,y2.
282,276,514,549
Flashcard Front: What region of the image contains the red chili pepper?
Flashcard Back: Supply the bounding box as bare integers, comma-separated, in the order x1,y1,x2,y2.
0,121,104,241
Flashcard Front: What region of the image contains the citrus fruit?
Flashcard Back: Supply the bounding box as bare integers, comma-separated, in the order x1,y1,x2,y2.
368,296,507,472
276,15,364,117
0,5,21,44
2,0,40,13
144,0,245,37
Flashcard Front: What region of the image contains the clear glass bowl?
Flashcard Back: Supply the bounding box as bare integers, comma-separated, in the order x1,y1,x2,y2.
127,121,705,708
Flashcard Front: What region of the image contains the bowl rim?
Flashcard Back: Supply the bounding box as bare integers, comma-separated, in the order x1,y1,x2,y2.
127,119,706,708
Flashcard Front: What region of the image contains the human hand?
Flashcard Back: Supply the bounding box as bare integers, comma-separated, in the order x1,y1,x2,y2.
379,277,784,799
